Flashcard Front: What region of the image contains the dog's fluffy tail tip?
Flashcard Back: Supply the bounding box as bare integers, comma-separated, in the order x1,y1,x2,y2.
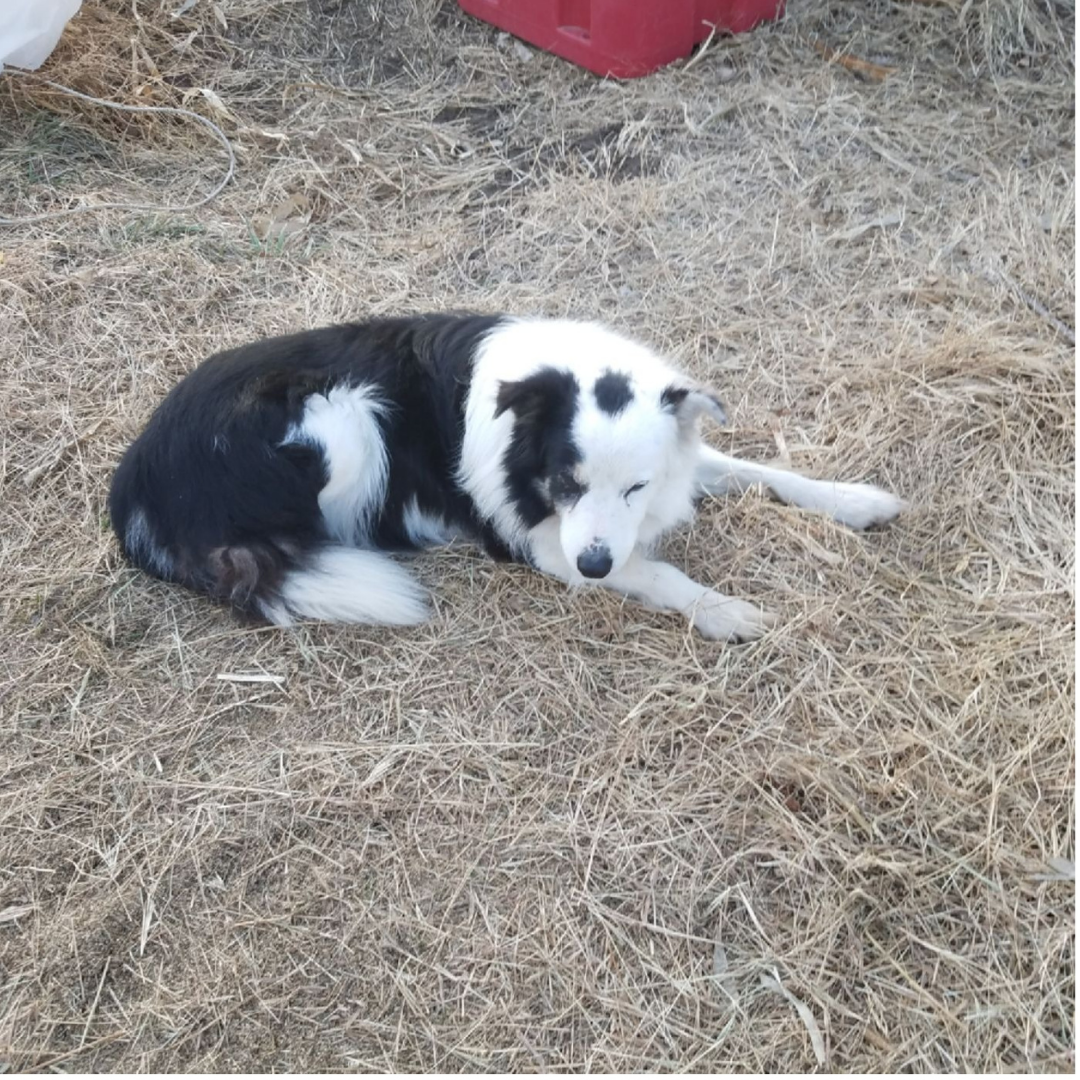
267,546,431,627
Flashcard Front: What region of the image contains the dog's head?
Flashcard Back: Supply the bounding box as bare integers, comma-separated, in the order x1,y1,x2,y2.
495,361,726,581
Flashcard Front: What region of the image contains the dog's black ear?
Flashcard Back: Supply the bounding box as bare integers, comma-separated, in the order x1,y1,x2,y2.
495,368,579,421
661,384,728,426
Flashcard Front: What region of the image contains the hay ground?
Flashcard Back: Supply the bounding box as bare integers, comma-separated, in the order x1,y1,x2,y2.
0,0,1074,1071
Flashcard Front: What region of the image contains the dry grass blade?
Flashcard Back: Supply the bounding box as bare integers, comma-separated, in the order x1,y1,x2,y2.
811,39,899,82
0,0,1073,1072
760,969,827,1067
0,904,35,924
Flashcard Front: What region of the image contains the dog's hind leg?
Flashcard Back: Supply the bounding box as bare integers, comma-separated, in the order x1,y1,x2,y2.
525,519,774,641
694,446,904,530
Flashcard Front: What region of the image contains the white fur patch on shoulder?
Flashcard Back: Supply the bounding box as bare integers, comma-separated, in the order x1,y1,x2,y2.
457,321,523,551
276,546,430,625
125,506,173,576
281,384,388,545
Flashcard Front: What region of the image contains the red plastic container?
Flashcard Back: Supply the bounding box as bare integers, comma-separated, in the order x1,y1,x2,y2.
458,1,785,78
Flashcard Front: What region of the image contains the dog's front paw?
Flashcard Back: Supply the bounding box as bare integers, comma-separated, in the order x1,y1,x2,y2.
826,482,906,531
690,593,777,642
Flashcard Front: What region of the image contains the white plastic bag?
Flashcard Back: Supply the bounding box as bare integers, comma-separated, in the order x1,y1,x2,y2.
0,0,83,72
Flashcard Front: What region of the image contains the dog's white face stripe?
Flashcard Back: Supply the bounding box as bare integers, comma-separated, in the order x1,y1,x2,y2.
555,386,682,575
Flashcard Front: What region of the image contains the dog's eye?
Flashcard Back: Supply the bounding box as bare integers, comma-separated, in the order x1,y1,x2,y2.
623,481,648,500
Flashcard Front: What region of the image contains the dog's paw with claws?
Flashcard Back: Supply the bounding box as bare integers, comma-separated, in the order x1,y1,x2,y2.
691,593,777,642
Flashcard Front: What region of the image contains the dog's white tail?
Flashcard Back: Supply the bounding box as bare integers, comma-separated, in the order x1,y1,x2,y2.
262,546,430,627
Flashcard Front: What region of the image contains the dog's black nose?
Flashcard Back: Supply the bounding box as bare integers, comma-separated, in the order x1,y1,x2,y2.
577,547,613,579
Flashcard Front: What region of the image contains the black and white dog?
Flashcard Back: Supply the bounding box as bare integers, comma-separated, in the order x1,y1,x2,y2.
109,315,903,640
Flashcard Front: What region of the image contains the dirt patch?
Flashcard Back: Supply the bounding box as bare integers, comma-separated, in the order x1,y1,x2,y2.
0,0,1074,1072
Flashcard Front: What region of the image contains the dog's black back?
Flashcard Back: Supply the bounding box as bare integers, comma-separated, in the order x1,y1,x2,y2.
109,314,505,613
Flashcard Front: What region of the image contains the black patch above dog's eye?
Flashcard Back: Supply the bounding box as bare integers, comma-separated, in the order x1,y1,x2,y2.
594,370,634,416
494,367,579,420
660,385,690,411
550,471,586,504
495,366,582,528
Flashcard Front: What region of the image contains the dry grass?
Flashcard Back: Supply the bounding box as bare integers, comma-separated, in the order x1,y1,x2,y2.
0,0,1074,1071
